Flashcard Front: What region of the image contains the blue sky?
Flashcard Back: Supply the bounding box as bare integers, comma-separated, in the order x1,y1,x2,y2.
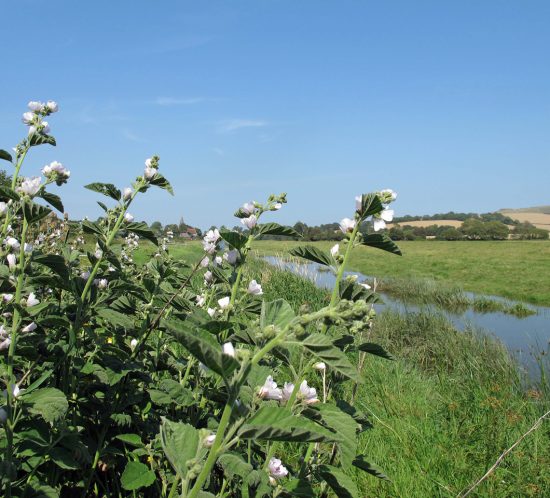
1,0,549,228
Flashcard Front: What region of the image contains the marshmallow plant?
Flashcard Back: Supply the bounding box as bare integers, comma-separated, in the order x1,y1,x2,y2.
0,102,397,498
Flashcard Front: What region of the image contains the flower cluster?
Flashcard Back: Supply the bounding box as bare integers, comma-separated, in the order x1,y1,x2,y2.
143,156,159,181
21,100,58,136
258,375,320,404
42,161,70,186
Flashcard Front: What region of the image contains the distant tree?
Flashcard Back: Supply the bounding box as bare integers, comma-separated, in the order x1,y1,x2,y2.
0,169,11,187
151,221,163,234
440,227,463,240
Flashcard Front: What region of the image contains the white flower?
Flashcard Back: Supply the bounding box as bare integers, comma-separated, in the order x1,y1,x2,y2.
2,385,22,399
202,241,216,254
339,217,356,234
313,362,326,371
42,121,50,134
222,342,236,357
22,322,37,333
330,244,339,257
28,125,37,135
0,407,7,424
224,250,239,265
373,210,393,232
145,157,153,168
207,307,216,318
144,167,156,180
0,337,11,351
46,101,58,113
204,434,216,447
281,382,294,402
7,254,16,270
273,202,282,210
130,338,138,350
360,282,371,290
18,177,42,197
200,256,210,268
196,294,206,307
94,278,108,289
80,270,90,280
2,294,13,303
94,249,103,259
355,195,363,211
6,237,20,250
241,215,257,230
268,458,288,480
218,296,230,309
26,292,40,307
247,280,263,295
28,101,44,112
214,256,223,266
22,111,35,124
203,229,221,244
124,213,134,223
44,161,69,178
241,202,256,215
123,187,133,201
24,243,33,254
204,270,213,284
380,189,397,201
0,202,7,216
298,380,319,404
259,376,282,401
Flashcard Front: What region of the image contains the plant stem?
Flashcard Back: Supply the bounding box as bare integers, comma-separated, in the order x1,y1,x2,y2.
1,146,28,238
229,234,253,307
187,402,233,498
329,223,360,308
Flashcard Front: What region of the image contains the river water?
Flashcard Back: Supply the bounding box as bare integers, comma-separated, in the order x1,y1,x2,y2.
263,256,550,376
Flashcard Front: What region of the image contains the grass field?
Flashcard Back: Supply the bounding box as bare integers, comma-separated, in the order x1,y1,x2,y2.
250,239,550,306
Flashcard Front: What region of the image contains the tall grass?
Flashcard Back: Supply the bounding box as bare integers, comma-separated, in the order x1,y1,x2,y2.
247,258,550,497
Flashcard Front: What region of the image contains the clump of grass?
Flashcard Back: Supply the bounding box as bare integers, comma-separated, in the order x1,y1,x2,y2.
378,276,471,311
472,296,506,313
504,302,537,317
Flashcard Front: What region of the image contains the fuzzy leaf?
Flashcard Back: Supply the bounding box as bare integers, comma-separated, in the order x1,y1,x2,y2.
301,334,361,382
84,182,121,201
97,308,134,329
317,465,358,498
120,461,155,490
358,342,395,360
125,222,158,245
33,254,69,281
256,223,300,238
352,455,390,481
289,245,333,267
0,185,19,202
37,191,64,213
220,229,248,250
361,233,401,255
356,193,383,218
260,299,295,330
81,220,103,237
24,388,68,423
29,133,56,147
238,406,339,442
115,434,144,448
23,201,51,224
219,453,253,479
160,418,199,479
0,149,12,162
149,173,174,195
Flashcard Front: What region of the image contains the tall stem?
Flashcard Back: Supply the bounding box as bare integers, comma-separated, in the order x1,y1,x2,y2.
1,147,29,238
4,217,29,498
329,223,360,308
229,234,253,307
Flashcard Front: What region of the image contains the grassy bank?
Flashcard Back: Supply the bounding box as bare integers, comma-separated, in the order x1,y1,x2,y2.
251,240,550,306
248,260,550,497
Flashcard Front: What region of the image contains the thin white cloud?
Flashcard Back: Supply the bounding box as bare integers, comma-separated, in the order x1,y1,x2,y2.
218,119,268,133
122,129,139,142
154,97,205,106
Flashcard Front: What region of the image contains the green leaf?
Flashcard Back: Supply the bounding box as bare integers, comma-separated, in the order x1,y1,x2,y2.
158,379,194,406
0,185,20,202
125,222,158,245
49,447,80,470
167,319,239,378
260,299,295,330
282,478,315,497
81,220,103,237
33,254,69,281
256,223,301,238
238,406,339,443
24,388,68,423
220,229,248,250
97,308,134,329
149,173,174,195
120,461,155,490
29,133,56,147
356,193,383,218
289,245,334,267
84,182,121,201
301,334,361,382
0,149,13,162
23,201,51,224
304,403,358,467
160,418,200,479
219,453,253,479
318,465,358,498
358,342,395,360
115,434,144,448
352,455,390,481
361,233,401,255
37,191,64,213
